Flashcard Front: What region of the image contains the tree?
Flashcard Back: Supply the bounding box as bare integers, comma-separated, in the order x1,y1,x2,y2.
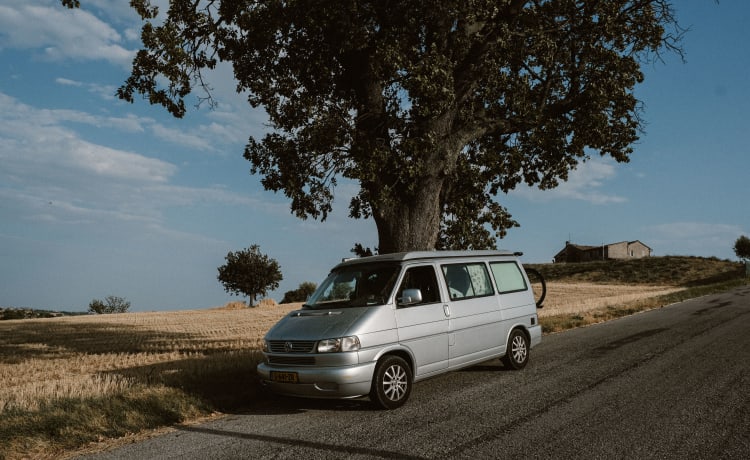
734,235,750,262
88,296,131,314
217,245,282,305
351,243,375,258
281,282,318,304
62,1,684,252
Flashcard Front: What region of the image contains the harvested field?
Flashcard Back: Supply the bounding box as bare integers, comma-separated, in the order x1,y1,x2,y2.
0,301,299,414
0,283,683,413
536,282,685,317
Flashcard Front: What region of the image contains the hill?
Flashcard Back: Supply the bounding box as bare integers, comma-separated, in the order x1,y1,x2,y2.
526,256,743,286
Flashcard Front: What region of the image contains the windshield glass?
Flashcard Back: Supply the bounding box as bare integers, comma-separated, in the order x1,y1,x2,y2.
305,262,401,309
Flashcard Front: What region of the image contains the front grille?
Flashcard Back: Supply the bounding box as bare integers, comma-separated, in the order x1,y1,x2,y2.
268,355,316,366
268,340,316,353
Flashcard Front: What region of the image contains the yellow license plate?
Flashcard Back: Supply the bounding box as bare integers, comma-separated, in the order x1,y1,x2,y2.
270,371,299,384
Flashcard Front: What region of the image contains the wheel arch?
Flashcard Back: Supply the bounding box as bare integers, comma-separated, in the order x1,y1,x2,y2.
506,323,531,346
369,345,415,373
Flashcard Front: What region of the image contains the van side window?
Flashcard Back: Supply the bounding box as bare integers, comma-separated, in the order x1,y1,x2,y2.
490,261,528,294
396,266,440,307
442,263,494,300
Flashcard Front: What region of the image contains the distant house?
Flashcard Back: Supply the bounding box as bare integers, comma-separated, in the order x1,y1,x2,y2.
553,241,652,263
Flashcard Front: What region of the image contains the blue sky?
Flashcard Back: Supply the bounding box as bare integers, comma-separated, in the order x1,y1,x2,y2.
1,1,748,311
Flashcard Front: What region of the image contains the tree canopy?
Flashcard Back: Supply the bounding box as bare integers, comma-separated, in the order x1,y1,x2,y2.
62,0,684,253
734,235,750,262
217,245,282,305
281,281,318,304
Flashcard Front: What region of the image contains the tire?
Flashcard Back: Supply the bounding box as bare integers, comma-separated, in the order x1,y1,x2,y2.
501,329,530,370
370,355,412,410
524,267,546,308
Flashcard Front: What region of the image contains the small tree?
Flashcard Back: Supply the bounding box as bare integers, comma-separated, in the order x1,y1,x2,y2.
734,235,750,262
281,282,317,304
217,245,283,306
88,296,131,314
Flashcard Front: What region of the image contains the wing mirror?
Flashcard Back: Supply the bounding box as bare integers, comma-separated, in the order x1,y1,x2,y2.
398,288,423,306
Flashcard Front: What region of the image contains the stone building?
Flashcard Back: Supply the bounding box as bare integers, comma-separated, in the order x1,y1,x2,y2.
553,240,652,263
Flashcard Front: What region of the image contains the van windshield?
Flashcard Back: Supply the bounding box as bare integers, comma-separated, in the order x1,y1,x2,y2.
304,263,400,309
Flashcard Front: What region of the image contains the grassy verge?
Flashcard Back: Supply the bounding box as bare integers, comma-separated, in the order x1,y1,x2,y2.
539,277,748,333
1,387,208,459
0,350,267,460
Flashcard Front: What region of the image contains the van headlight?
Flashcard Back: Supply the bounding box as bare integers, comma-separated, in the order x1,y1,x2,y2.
317,336,361,353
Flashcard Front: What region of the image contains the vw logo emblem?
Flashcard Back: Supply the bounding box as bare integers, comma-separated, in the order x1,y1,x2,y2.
284,341,294,352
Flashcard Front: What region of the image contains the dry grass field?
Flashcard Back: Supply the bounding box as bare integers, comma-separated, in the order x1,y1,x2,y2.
0,300,301,459
0,300,300,415
0,256,745,459
536,282,684,317
0,283,684,417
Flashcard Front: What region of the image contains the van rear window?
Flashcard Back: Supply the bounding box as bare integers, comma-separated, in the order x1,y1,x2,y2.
490,262,528,294
441,263,494,299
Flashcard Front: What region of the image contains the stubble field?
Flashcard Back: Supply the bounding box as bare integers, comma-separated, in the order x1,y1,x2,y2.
0,282,679,416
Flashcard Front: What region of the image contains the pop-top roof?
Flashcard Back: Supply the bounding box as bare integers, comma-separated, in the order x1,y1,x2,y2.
335,250,520,268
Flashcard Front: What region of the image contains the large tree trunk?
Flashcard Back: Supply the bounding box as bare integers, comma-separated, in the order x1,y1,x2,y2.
372,175,444,254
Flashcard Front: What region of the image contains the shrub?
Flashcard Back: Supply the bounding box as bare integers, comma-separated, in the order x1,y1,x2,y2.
281,282,317,304
88,296,131,314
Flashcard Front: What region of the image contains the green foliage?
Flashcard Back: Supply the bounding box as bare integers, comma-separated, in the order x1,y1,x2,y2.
61,0,685,252
88,296,131,314
350,243,375,257
281,282,317,304
217,245,282,305
733,235,750,261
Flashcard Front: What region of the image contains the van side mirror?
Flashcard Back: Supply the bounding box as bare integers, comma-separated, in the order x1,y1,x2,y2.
398,288,423,306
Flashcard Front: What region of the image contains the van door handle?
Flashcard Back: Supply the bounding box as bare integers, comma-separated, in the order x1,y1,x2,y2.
443,305,451,317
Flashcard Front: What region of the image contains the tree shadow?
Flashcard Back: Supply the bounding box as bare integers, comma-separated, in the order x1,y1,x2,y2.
0,320,201,363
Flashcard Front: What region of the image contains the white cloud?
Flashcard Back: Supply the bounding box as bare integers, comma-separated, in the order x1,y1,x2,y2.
56,78,119,101
0,2,134,67
64,137,176,182
55,77,83,87
0,93,166,182
510,157,627,204
151,124,215,152
0,91,272,238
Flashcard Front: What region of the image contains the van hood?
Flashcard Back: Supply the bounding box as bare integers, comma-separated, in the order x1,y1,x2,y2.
265,307,369,341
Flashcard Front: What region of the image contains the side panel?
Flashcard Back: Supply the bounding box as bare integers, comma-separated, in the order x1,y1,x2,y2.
394,303,449,377
445,296,503,368
441,262,503,368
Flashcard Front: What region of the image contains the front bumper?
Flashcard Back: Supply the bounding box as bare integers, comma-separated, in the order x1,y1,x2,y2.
257,360,377,399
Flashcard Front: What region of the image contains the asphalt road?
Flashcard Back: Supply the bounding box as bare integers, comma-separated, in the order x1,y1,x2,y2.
81,285,750,459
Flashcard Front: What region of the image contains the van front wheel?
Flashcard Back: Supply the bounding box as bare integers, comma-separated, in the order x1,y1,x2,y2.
370,356,412,410
502,329,529,370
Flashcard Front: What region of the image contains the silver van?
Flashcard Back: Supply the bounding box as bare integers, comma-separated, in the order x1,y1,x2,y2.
257,250,541,409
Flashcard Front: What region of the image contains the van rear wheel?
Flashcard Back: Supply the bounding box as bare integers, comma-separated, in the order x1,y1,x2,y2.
502,329,529,370
370,355,412,410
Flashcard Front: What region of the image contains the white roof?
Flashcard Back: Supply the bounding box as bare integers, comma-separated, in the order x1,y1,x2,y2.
335,250,520,268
